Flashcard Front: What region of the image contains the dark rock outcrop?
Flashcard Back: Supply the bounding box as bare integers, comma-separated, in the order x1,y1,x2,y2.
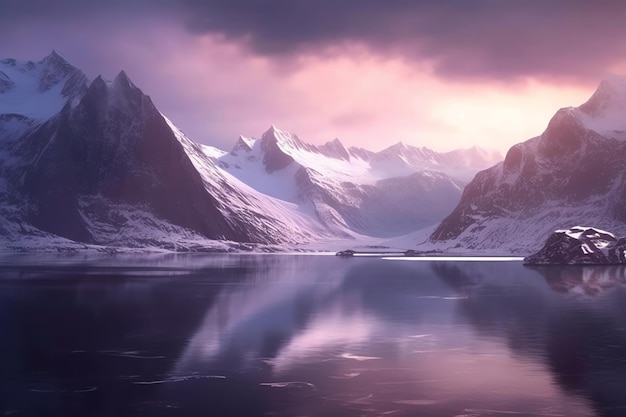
19,71,268,244
524,226,626,265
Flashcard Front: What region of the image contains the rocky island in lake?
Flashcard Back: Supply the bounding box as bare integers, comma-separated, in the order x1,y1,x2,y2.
524,226,626,265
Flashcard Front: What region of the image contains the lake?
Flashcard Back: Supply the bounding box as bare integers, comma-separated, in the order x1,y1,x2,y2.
1,253,625,417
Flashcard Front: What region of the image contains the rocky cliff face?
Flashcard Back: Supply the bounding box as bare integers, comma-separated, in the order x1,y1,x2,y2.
429,77,626,254
19,71,257,244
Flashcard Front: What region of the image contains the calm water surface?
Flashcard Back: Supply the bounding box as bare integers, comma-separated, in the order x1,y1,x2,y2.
1,254,625,417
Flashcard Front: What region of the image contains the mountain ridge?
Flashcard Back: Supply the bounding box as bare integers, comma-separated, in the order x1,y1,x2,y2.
0,51,502,251
428,74,626,254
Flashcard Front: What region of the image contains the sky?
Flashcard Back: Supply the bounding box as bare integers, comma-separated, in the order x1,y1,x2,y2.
2,0,626,154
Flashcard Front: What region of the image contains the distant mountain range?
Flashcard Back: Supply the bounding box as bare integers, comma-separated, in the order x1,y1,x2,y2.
0,51,501,251
429,75,626,254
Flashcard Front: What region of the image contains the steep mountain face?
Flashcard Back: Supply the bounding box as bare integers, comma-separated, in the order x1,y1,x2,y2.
216,126,497,237
0,53,321,249
18,71,254,244
0,51,88,139
430,76,626,253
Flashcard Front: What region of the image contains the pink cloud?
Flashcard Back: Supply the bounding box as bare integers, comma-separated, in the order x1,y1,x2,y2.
0,17,603,154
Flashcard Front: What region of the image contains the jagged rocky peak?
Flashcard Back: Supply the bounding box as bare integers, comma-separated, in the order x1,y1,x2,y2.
38,50,82,93
87,74,108,94
231,135,256,155
579,75,626,117
112,70,135,90
348,146,375,161
374,142,408,160
81,70,152,114
381,141,409,154
80,74,109,107
319,137,350,160
0,51,89,121
260,125,298,173
17,62,266,245
380,141,436,158
110,70,148,109
524,226,626,265
261,125,308,150
40,50,71,68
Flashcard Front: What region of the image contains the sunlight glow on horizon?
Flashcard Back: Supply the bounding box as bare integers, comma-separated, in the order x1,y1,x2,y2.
147,34,594,154
0,22,600,155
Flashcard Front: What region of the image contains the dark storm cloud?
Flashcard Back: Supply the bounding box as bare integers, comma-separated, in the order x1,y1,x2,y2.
176,0,626,81
3,0,626,82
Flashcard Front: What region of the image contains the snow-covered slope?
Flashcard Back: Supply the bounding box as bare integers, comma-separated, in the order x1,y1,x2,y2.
214,125,499,238
429,76,626,254
0,51,88,142
0,51,87,120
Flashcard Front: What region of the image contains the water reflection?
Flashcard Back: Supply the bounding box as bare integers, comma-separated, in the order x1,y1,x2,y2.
438,262,626,417
172,258,602,416
1,255,625,416
533,265,626,297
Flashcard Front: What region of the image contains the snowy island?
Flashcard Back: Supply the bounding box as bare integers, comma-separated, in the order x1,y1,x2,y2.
524,226,626,265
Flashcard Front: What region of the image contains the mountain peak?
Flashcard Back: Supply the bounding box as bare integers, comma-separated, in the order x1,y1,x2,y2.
319,137,350,160
92,75,108,89
37,50,77,93
380,141,410,154
81,75,109,105
40,50,70,66
263,124,286,138
112,70,135,90
579,74,626,117
48,49,67,61
261,125,307,149
597,74,626,92
231,135,256,155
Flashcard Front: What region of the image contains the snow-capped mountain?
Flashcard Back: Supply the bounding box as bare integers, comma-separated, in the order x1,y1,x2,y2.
0,51,88,142
0,51,501,250
0,53,324,249
429,76,626,254
213,126,499,237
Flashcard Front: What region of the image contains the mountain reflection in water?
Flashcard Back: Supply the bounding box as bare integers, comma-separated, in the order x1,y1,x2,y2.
0,254,625,416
